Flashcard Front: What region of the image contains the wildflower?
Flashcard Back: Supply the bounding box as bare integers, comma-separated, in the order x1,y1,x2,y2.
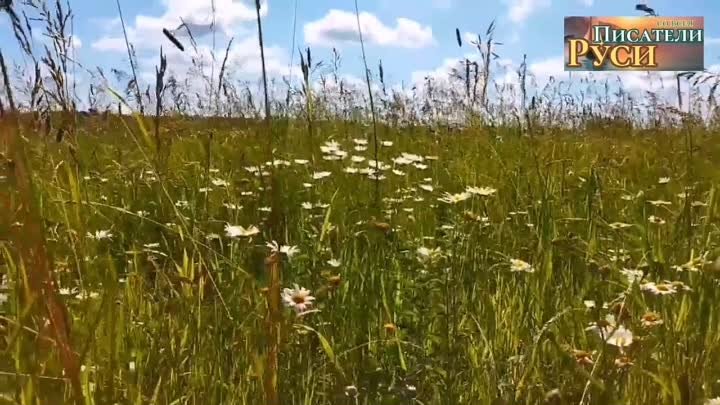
281,284,315,313
583,300,596,309
405,385,417,398
586,315,634,347
211,178,229,187
344,167,359,174
301,202,314,210
705,398,720,405
438,191,471,204
223,202,242,210
294,159,309,165
353,138,368,145
571,349,594,366
381,140,393,147
175,200,189,208
327,258,342,268
614,356,634,369
392,169,406,176
351,155,366,163
87,230,113,240
344,385,359,398
224,224,260,238
417,246,443,264
267,241,300,258
510,259,535,273
328,275,342,288
312,171,332,180
466,186,497,197
354,145,367,152
75,290,100,300
199,187,212,193
383,323,397,334
641,312,663,328
658,177,670,184
620,268,644,285
413,163,428,170
640,281,677,296
648,200,671,206
320,140,341,154
419,184,434,192
609,222,633,230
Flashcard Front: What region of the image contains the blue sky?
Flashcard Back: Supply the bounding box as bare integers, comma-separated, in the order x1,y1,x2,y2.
1,0,719,100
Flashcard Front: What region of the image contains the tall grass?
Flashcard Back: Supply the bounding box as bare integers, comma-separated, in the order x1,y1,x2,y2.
1,1,720,405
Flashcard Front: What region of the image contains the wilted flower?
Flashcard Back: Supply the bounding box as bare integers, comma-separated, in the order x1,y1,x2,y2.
281,284,315,313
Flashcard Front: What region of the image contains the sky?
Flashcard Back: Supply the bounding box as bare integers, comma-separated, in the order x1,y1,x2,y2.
1,0,719,105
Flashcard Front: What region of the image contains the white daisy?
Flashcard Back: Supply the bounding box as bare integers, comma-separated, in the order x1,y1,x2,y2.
312,171,332,180
87,230,113,240
510,259,535,273
224,224,260,238
466,186,497,197
282,284,315,313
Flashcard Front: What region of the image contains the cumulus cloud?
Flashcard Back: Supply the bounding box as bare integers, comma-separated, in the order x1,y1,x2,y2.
505,0,551,23
304,10,434,49
92,0,267,52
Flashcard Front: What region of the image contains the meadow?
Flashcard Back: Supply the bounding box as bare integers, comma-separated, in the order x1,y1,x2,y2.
2,1,720,405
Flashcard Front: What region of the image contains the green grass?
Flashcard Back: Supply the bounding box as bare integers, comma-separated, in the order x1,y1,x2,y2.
2,118,720,405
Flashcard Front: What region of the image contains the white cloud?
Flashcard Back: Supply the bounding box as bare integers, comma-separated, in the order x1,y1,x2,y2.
71,36,82,49
579,0,594,6
505,0,551,23
91,0,267,52
304,10,434,49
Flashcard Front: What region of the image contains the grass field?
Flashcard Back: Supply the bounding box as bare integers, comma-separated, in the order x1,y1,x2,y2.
2,1,720,404
2,115,720,405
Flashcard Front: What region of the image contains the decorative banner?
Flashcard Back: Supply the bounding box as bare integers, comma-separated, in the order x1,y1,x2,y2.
564,16,704,72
